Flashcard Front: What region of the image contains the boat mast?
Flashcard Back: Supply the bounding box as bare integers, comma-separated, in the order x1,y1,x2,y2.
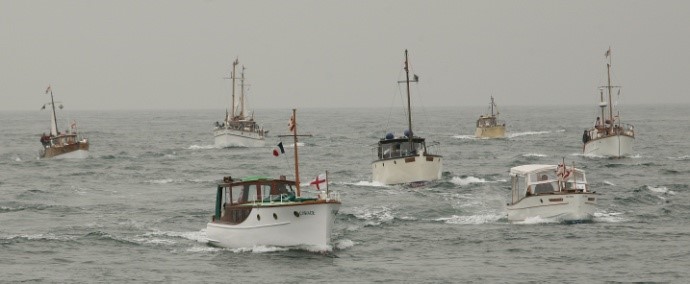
490,96,496,117
606,49,614,132
404,50,413,149
49,89,59,136
292,108,301,197
240,65,245,118
230,58,238,120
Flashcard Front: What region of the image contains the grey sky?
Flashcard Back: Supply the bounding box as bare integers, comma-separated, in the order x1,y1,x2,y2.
2,0,689,111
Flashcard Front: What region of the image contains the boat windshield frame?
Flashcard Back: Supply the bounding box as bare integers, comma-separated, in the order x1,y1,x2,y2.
373,137,439,160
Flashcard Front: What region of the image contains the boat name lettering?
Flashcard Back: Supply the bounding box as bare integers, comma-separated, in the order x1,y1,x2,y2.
299,211,315,216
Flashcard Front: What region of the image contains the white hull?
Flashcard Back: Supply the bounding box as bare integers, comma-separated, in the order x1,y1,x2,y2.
372,154,442,185
214,129,265,148
207,202,340,249
584,134,634,157
507,193,597,222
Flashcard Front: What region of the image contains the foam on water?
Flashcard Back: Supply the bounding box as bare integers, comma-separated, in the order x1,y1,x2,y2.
335,239,356,250
514,216,559,225
508,131,551,138
351,206,394,226
349,180,389,187
522,153,548,157
188,144,217,150
594,211,627,223
436,213,504,225
452,134,477,140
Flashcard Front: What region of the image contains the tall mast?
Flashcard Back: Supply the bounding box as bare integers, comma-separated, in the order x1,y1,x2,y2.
49,89,59,136
599,89,606,125
404,50,413,148
490,96,495,117
292,109,301,196
606,49,614,132
230,58,238,119
240,66,245,118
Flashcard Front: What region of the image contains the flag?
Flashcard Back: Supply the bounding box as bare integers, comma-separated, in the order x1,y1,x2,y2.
288,114,295,133
605,48,611,58
45,85,51,94
309,173,327,190
272,142,285,157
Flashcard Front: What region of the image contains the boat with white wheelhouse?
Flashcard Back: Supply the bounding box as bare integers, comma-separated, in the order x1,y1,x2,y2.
38,86,89,159
474,96,506,139
582,48,634,157
213,59,267,148
371,50,442,185
506,163,597,222
206,109,341,249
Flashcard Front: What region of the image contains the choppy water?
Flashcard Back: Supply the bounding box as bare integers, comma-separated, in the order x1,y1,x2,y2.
1,105,689,282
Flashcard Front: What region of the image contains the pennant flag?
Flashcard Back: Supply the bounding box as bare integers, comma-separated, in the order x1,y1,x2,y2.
45,85,51,94
604,48,611,58
288,114,295,133
277,142,285,154
309,173,327,190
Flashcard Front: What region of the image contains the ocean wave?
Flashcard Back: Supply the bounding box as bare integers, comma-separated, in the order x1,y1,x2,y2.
522,153,548,157
231,245,290,253
436,213,504,225
668,155,690,161
0,233,76,242
593,211,626,223
335,239,356,250
646,185,675,195
513,216,559,225
188,144,216,150
603,180,615,186
451,134,476,140
186,246,223,253
351,206,394,226
349,181,389,187
450,176,505,186
508,131,551,138
144,230,208,243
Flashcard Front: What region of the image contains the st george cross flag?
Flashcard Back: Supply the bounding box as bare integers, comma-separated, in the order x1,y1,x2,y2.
309,173,327,190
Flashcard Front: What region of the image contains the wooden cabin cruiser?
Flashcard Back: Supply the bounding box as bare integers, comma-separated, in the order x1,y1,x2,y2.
474,96,506,139
506,163,597,222
39,86,89,159
206,109,341,249
582,48,634,157
371,50,442,185
214,59,266,148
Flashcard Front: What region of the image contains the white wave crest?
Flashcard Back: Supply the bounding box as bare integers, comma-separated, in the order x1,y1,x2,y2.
522,153,548,157
437,214,503,225
349,181,389,187
186,246,222,253
188,144,216,150
352,206,394,226
230,245,290,253
144,230,208,243
508,131,550,138
603,180,615,186
147,179,177,184
646,185,675,195
450,176,488,186
452,134,476,140
668,155,690,161
594,211,626,223
14,157,21,162
514,216,558,225
335,239,356,250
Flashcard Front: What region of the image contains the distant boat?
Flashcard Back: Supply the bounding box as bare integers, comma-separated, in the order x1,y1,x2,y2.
371,50,442,185
213,59,266,148
38,86,89,159
506,162,597,222
474,96,506,138
582,48,635,157
206,109,341,249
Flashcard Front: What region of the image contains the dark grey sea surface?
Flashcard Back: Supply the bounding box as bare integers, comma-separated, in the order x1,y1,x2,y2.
1,105,689,283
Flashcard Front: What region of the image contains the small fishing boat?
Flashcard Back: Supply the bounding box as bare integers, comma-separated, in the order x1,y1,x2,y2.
582,48,635,157
206,109,341,249
213,59,267,148
506,162,597,222
474,96,506,139
38,86,89,159
371,50,442,185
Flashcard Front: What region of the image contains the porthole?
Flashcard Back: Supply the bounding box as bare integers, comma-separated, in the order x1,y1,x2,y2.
257,214,261,221
273,213,278,220
294,211,300,217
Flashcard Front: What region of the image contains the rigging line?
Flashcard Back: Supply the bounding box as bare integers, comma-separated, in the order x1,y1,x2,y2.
385,67,406,134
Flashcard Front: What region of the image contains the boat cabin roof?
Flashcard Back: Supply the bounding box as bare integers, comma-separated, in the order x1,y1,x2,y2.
378,136,426,145
510,164,584,176
218,175,295,187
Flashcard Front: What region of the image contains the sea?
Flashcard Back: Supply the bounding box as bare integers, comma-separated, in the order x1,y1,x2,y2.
1,104,689,283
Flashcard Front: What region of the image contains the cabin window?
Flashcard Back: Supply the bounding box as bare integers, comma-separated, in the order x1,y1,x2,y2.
531,171,557,194
261,185,272,200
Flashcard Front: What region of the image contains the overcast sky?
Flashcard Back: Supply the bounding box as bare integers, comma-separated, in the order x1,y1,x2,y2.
2,0,689,111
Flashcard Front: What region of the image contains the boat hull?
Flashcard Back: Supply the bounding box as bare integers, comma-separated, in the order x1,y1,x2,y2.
584,134,634,157
214,129,265,148
475,125,506,138
507,193,597,222
206,201,340,249
40,143,89,159
371,154,442,185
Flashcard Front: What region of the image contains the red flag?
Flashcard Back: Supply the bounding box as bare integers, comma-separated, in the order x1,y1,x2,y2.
309,173,327,190
272,149,279,157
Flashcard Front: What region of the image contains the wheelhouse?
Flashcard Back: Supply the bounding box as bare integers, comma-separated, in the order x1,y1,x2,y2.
213,176,299,222
509,165,589,204
374,136,439,160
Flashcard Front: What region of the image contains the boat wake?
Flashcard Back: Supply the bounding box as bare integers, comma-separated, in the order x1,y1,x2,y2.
348,181,389,187
188,144,217,150
435,213,504,225
513,216,559,225
593,211,627,223
451,134,477,140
